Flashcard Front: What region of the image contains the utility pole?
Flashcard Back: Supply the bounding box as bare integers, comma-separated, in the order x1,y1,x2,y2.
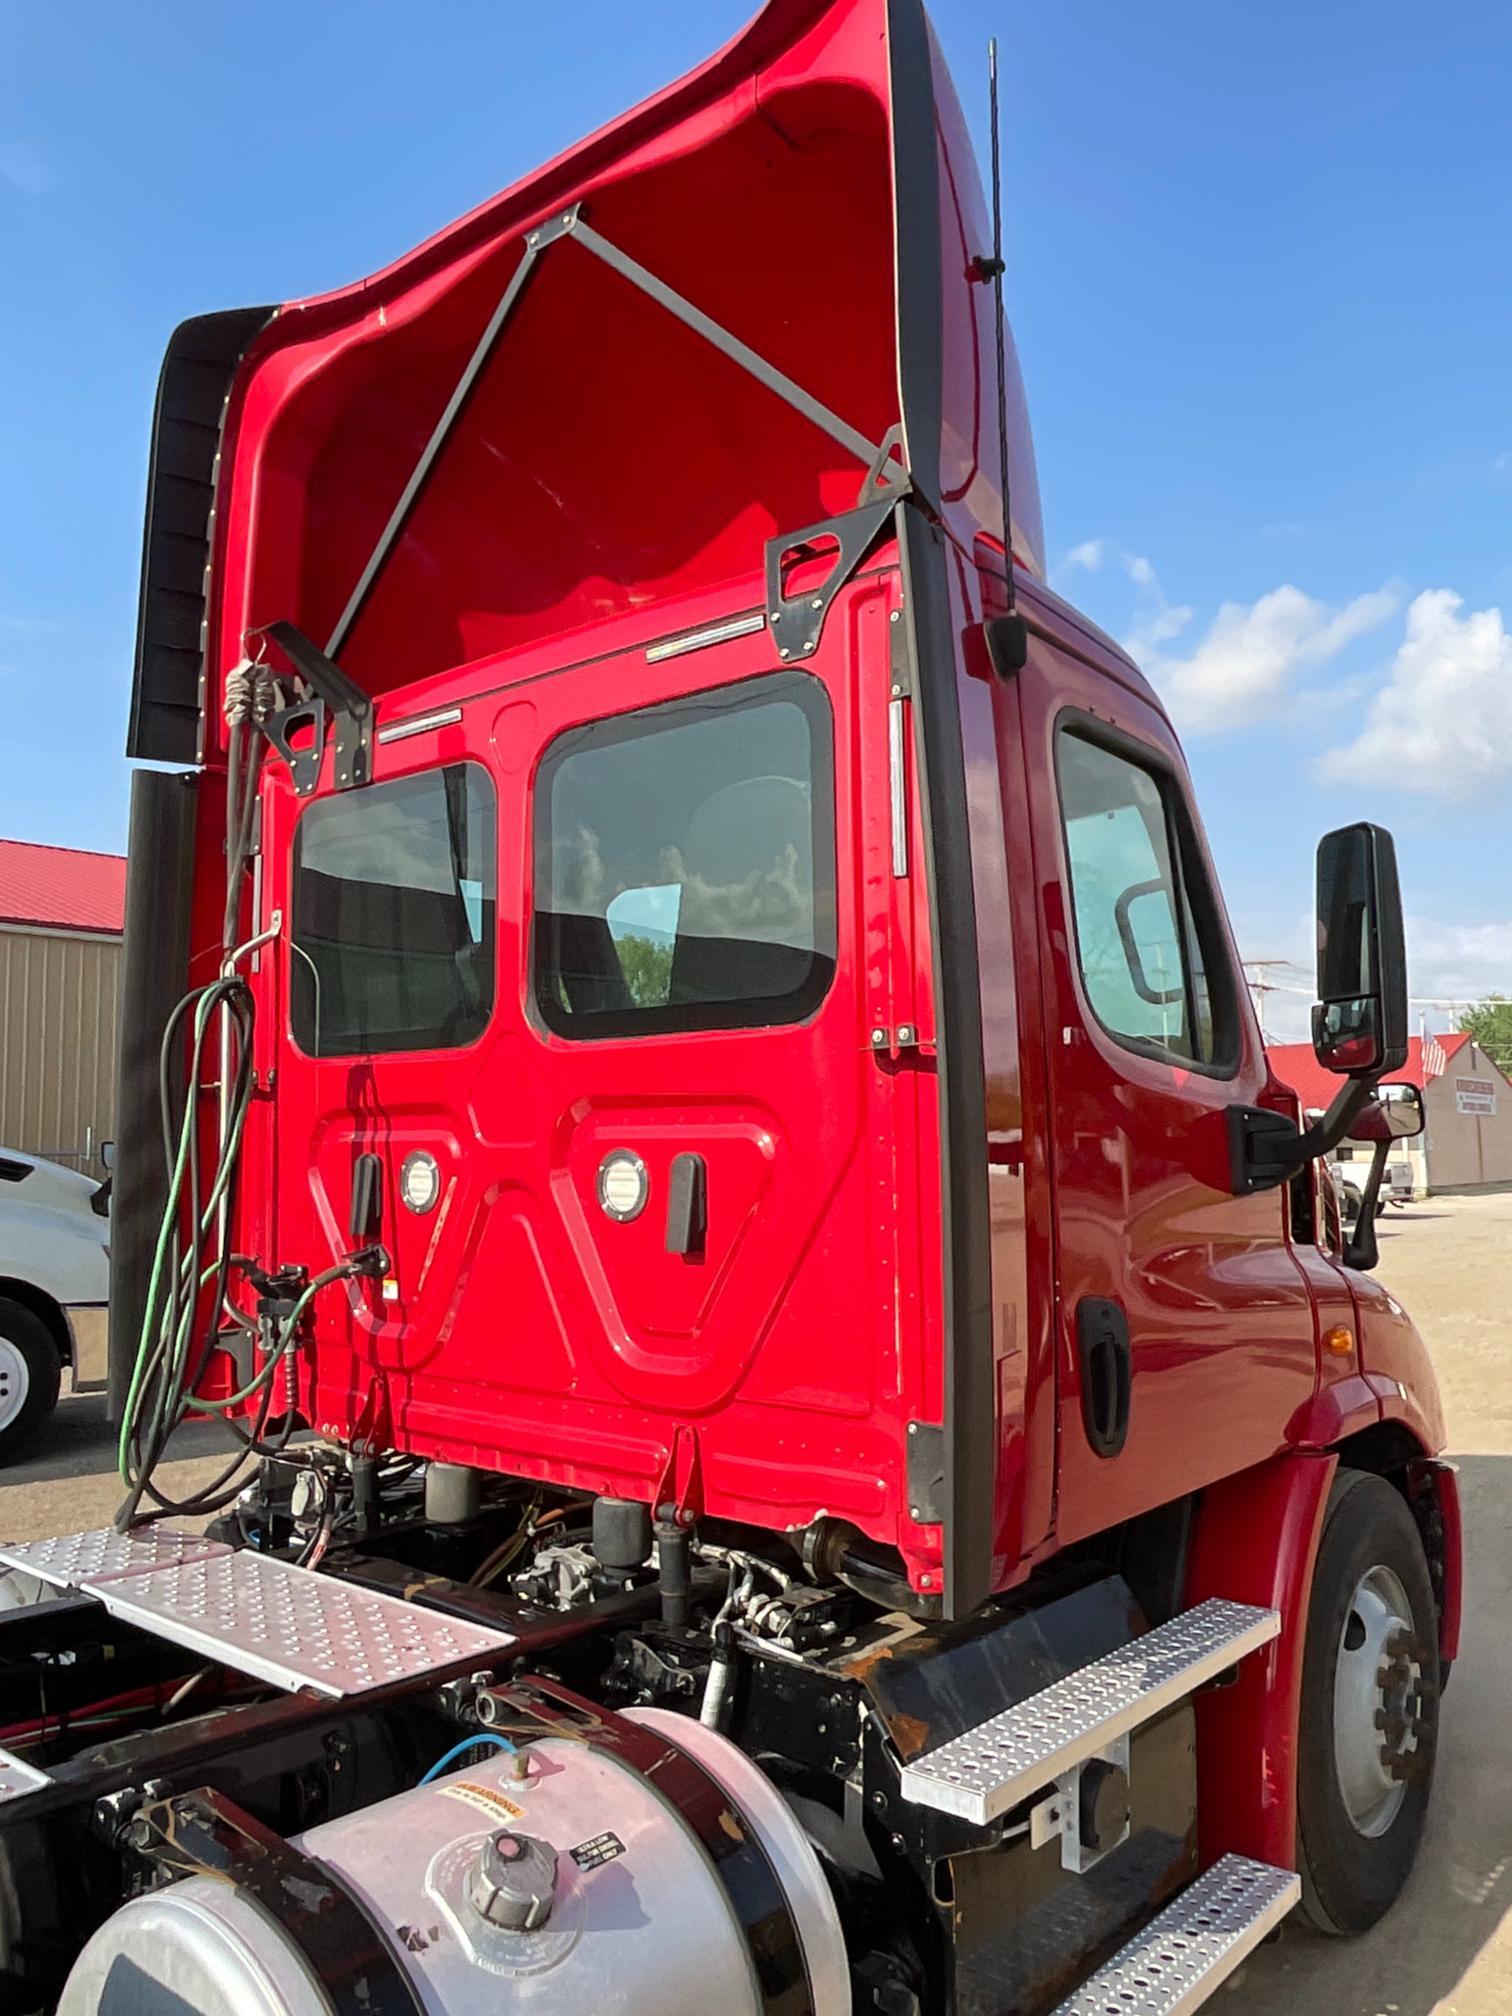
1242,959,1291,1042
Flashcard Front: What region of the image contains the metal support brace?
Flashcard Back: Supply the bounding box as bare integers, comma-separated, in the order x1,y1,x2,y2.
322,202,910,672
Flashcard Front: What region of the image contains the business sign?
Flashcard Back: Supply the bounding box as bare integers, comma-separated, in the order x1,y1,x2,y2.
1455,1076,1498,1117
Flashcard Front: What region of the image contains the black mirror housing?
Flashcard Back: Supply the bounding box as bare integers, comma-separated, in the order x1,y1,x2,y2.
1313,823,1408,1079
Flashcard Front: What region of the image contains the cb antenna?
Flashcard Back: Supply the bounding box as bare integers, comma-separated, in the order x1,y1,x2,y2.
987,36,1015,615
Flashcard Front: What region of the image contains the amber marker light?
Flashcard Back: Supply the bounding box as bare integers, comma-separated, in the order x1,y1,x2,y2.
1325,1325,1355,1357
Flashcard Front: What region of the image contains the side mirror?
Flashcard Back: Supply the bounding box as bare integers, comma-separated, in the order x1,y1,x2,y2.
99,1140,117,1172
1313,823,1409,1079
1351,1082,1425,1145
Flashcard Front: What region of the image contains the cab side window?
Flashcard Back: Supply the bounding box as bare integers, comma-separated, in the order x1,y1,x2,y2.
1057,727,1231,1070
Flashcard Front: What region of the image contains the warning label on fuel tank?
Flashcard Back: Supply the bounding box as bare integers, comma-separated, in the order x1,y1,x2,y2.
435,1779,526,1823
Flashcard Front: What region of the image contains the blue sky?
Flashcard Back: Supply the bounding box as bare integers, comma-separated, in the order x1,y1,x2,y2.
3,0,1508,1036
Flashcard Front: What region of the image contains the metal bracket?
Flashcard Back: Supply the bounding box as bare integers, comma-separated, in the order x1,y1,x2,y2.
766,496,898,664
133,1787,426,2016
1027,1736,1131,1875
263,693,326,798
857,422,911,508
906,1421,945,1524
257,621,375,795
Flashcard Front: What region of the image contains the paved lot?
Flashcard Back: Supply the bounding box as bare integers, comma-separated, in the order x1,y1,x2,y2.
1241,1192,1512,2016
1,1194,1508,2011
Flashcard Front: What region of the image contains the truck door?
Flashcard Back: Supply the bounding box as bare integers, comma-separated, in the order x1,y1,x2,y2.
1016,618,1320,1544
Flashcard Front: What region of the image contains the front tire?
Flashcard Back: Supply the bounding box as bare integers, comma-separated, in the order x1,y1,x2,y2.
0,1297,62,1464
1296,1469,1439,1935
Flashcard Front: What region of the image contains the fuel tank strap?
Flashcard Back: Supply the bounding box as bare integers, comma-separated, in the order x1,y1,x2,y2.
500,1677,816,2016
133,1786,426,2016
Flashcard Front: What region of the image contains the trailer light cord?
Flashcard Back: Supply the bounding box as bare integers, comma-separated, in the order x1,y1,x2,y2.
113,657,350,1531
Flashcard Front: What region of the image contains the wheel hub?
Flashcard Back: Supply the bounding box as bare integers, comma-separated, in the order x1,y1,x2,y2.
1333,1563,1429,1837
0,1336,30,1434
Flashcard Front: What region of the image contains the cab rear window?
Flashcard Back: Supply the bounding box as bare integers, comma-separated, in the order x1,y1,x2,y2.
291,762,497,1057
533,672,836,1039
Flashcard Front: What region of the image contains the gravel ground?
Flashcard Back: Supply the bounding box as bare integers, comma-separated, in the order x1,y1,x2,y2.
0,1193,1507,2012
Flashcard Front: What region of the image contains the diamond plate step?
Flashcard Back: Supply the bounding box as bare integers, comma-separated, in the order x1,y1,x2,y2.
899,1598,1279,1824
83,1550,516,1699
0,1525,229,1591
0,1744,50,1805
1052,1854,1298,2015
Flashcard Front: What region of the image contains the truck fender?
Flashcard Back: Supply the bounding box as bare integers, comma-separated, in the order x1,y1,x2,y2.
1184,1447,1337,1869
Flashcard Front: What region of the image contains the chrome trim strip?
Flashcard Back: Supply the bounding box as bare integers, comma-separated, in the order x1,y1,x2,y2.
377,706,463,744
645,612,766,663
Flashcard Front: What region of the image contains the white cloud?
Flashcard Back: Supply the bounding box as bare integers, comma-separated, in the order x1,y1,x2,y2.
1318,590,1512,800
1057,540,1194,657
1062,539,1108,574
1147,584,1398,735
1403,914,1512,1010
0,141,52,197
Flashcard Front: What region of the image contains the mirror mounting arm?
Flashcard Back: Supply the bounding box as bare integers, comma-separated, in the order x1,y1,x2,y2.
1227,1075,1377,1196
1342,1138,1391,1272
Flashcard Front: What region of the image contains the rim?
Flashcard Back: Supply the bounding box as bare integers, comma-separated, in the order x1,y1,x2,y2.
0,1335,30,1435
1333,1562,1423,1837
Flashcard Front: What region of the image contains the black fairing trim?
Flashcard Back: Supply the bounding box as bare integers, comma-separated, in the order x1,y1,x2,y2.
888,0,995,1621
886,0,943,506
130,305,273,763
897,507,994,1621
108,769,198,1420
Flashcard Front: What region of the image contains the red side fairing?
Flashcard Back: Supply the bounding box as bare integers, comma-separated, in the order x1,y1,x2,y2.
177,0,1046,1591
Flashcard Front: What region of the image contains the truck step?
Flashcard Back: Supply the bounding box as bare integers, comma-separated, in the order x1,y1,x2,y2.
1052,1853,1299,2015
0,1528,515,1700
899,1597,1279,1823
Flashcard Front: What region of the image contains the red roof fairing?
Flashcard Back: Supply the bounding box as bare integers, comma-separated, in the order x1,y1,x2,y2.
0,839,126,934
201,0,1044,739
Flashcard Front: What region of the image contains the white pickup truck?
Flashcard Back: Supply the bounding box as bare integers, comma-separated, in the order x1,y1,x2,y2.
0,1147,110,1461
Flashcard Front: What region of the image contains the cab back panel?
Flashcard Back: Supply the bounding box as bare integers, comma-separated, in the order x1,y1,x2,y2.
259,574,947,1568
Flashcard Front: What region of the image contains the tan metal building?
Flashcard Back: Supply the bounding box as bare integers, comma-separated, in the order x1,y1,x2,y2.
1269,1033,1512,1197
0,839,126,1169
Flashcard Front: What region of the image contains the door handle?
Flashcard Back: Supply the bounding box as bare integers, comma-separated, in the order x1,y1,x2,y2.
1076,1297,1131,1458
349,1152,384,1244
665,1153,707,1257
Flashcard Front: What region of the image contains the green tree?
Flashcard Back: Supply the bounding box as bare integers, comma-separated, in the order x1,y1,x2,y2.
615,933,675,1009
1457,994,1512,1075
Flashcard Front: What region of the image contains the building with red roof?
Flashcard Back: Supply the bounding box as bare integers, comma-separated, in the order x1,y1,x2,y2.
0,838,125,1168
0,839,126,936
1268,1031,1512,1196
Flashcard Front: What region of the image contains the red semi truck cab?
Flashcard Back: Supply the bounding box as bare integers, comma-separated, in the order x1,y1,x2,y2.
2,3,1459,2013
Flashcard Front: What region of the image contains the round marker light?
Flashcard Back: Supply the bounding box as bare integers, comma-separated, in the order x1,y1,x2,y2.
598,1150,649,1223
400,1150,441,1215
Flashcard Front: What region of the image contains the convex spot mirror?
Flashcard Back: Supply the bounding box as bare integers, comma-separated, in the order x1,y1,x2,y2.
1352,1082,1426,1144
1312,822,1409,1079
